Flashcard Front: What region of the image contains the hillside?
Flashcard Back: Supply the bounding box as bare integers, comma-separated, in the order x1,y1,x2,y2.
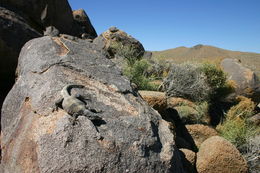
152,44,260,76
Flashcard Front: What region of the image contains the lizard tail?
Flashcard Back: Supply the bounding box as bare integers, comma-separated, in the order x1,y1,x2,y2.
61,84,84,97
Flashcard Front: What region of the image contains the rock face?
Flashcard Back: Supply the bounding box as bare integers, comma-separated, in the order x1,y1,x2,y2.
0,1,97,129
73,9,97,38
1,0,96,36
221,58,260,102
0,6,41,120
1,36,185,172
196,136,248,173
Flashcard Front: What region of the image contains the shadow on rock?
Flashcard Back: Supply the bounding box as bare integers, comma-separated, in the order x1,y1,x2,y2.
160,108,198,152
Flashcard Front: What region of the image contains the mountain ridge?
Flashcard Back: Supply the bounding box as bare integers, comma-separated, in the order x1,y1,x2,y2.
151,44,260,77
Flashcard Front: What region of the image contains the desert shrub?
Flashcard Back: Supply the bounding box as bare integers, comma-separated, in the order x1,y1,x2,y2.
218,117,257,150
217,97,259,151
109,42,158,90
243,135,260,173
109,42,142,66
162,63,211,102
195,102,209,123
199,63,233,100
227,96,256,119
175,102,209,124
123,59,158,90
162,62,234,103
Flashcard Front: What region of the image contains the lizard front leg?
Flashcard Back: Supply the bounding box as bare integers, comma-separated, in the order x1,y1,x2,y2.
53,98,63,112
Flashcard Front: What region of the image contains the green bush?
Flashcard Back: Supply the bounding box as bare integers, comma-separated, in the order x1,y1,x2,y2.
175,101,208,124
123,59,158,90
110,42,142,66
218,117,257,149
199,63,233,100
110,42,166,91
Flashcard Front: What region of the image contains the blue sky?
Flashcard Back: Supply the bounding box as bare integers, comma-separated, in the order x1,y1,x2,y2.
68,0,260,53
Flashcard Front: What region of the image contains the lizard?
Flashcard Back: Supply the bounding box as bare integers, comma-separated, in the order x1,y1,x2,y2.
55,84,102,139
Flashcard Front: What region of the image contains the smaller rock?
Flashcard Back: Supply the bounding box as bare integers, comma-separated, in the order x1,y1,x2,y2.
72,9,97,38
186,124,218,148
109,26,119,33
167,97,195,108
44,26,59,37
196,136,248,173
248,113,260,125
179,148,196,173
139,90,167,113
94,27,145,60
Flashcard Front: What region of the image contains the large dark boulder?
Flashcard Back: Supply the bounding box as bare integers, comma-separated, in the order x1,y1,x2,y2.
0,0,97,130
0,36,185,172
72,9,97,38
0,6,41,119
1,0,78,35
221,58,260,102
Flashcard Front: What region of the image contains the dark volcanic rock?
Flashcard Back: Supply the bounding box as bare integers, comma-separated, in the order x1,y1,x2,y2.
221,58,260,102
72,9,97,39
1,0,74,34
1,36,185,172
1,0,97,38
0,6,41,118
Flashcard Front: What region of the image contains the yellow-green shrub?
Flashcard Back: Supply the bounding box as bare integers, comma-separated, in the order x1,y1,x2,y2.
217,96,259,150
123,59,158,90
227,96,255,119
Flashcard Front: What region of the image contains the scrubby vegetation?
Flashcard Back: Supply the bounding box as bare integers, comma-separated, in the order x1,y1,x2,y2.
199,63,234,100
161,62,232,102
123,59,158,90
244,135,260,173
109,42,143,65
175,101,209,124
162,63,210,102
217,97,259,152
111,42,160,90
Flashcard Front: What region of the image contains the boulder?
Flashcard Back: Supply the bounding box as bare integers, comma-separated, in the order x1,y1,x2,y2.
221,58,260,102
1,0,72,34
185,124,218,148
248,113,260,125
167,97,195,108
0,6,41,119
179,149,196,173
139,90,167,113
72,9,97,38
1,0,97,38
196,136,248,173
94,27,145,60
1,36,185,172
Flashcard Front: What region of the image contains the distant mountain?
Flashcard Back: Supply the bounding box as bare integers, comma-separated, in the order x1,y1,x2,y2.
152,44,260,76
